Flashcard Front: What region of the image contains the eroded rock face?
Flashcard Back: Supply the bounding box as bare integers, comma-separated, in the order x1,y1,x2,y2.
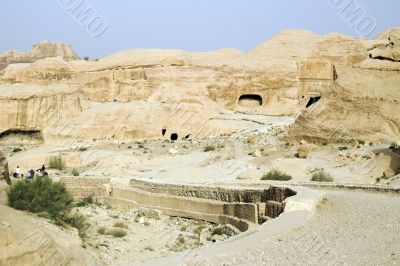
0,204,100,265
288,28,400,144
0,29,398,144
0,40,79,70
0,150,10,185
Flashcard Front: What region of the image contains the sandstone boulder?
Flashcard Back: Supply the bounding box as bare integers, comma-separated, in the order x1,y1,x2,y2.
297,145,313,159
383,169,396,179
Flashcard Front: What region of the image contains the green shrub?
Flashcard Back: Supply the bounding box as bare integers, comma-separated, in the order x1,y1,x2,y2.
12,148,23,153
358,140,366,145
211,227,224,236
75,196,93,207
71,168,79,176
204,146,216,152
7,176,73,218
338,146,348,151
261,170,292,181
78,147,88,152
48,156,65,170
138,144,145,149
311,170,334,182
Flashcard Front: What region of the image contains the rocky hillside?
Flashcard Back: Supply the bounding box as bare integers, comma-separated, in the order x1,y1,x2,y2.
0,29,399,144
0,41,79,70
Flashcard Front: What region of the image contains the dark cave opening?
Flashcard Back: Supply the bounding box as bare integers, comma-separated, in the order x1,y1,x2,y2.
306,96,321,108
238,94,263,107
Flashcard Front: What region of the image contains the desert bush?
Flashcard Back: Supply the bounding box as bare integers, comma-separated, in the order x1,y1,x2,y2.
144,246,154,251
78,147,88,152
76,196,93,207
114,221,128,229
12,148,22,153
48,155,65,170
6,177,93,241
71,168,79,176
7,176,73,218
311,170,334,182
204,146,216,152
261,170,292,181
109,228,127,238
211,227,224,236
177,235,185,244
194,225,206,235
338,146,348,151
97,226,106,235
61,212,90,239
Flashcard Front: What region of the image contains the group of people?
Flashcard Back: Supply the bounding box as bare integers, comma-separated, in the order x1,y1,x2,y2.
13,165,48,179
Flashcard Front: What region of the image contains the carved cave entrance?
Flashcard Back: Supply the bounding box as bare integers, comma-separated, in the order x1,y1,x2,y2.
306,96,321,108
238,94,263,107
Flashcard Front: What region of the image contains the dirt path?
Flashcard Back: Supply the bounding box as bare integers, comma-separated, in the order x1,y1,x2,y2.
209,190,400,265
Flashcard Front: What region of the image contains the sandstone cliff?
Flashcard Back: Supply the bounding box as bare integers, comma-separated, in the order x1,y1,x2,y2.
0,29,398,144
0,41,79,70
287,28,400,144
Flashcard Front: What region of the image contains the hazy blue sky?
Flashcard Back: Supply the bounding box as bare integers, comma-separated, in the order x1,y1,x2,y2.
0,0,399,58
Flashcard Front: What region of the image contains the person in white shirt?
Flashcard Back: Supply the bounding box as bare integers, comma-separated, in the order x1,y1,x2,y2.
15,166,21,178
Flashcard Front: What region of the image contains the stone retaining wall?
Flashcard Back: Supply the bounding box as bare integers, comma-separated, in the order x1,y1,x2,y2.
61,177,111,199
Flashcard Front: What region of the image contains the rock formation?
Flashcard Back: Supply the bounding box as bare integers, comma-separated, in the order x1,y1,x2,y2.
0,29,399,144
0,41,79,70
288,28,400,144
0,150,10,185
0,204,100,265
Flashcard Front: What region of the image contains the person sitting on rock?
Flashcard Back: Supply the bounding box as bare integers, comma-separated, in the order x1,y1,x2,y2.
37,165,46,172
28,169,35,179
36,169,43,177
